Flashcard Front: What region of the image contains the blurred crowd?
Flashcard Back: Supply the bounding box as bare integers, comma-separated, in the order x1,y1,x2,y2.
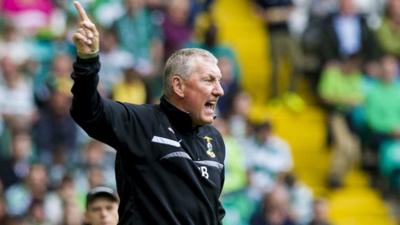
1,0,400,224
300,0,400,199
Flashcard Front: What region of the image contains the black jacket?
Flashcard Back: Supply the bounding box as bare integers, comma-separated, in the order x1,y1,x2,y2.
321,12,379,63
70,56,226,225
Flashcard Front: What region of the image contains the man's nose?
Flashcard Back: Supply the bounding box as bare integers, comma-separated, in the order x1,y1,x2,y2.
100,209,108,218
213,82,224,97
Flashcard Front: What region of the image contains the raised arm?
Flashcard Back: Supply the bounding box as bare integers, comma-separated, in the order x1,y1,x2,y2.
70,1,134,149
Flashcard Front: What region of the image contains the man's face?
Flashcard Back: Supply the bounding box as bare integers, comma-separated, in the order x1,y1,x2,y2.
182,58,224,125
85,197,118,225
339,0,356,16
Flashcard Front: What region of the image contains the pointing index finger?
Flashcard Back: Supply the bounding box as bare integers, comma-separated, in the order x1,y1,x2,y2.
73,1,90,22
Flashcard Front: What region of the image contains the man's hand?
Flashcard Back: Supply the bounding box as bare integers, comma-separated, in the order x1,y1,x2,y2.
72,1,99,58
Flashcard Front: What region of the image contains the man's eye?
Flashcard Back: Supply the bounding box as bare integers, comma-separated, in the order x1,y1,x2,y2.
92,208,101,212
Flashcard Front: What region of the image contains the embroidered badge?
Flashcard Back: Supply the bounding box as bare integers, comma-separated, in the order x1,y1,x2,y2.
203,136,216,158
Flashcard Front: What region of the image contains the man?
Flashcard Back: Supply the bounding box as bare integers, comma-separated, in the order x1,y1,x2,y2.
253,0,301,100
70,1,226,225
85,186,119,225
321,0,378,64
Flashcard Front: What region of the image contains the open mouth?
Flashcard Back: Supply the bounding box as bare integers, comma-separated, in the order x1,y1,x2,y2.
205,101,216,111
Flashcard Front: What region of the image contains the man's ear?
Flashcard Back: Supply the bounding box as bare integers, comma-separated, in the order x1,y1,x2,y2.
172,75,185,98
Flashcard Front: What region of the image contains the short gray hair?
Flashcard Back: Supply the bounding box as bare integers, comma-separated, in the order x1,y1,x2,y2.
163,48,217,97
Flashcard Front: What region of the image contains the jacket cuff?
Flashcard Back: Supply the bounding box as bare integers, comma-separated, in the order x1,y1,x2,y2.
76,55,100,64
72,55,101,79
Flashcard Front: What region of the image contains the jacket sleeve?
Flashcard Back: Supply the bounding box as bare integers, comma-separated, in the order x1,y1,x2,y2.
217,133,226,224
217,168,226,225
70,56,134,149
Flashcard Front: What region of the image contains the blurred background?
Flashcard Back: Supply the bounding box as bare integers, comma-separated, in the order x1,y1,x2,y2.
0,0,400,224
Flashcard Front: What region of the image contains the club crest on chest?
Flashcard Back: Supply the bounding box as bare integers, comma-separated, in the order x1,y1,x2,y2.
203,136,216,158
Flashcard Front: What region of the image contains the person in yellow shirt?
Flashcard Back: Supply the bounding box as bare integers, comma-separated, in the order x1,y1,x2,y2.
111,67,150,104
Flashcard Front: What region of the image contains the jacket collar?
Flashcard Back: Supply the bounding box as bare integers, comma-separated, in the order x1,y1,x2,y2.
160,96,197,133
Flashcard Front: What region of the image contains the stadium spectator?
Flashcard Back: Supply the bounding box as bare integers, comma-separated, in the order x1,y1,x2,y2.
84,186,119,225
